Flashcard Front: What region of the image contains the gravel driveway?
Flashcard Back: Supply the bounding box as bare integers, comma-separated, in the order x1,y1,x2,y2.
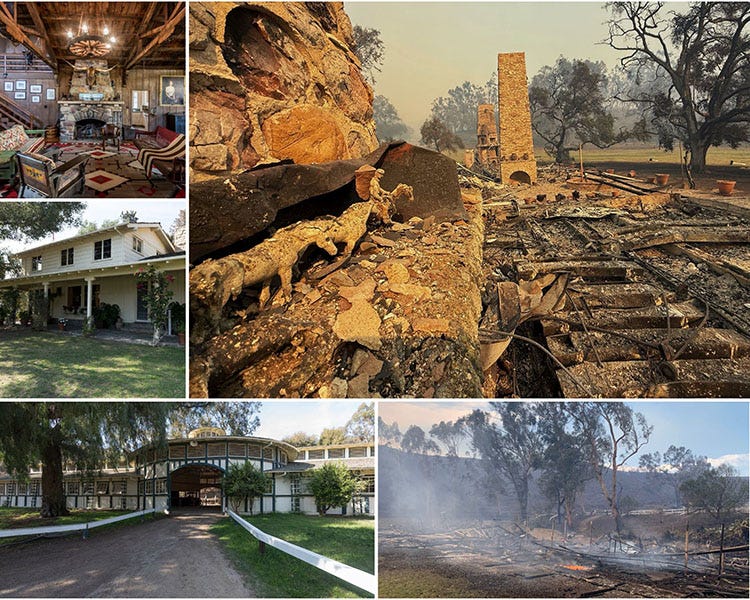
0,511,253,597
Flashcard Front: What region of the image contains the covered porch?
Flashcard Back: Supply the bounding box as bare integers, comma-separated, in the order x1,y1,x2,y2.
0,255,185,328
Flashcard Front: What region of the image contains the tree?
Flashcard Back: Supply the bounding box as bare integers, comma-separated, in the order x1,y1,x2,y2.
120,210,138,223
420,116,464,153
606,3,750,173
0,402,172,517
352,25,384,84
378,417,401,447
537,403,594,527
639,445,709,507
401,425,439,454
463,403,543,522
565,402,652,536
77,220,99,235
308,461,361,516
223,461,269,514
319,426,347,446
680,464,749,523
530,57,632,163
429,420,465,457
168,402,261,438
345,402,374,442
373,95,410,142
0,202,84,241
430,75,496,143
282,431,319,447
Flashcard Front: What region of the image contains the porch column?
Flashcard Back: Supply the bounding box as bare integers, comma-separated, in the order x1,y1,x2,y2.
85,277,94,319
43,282,49,298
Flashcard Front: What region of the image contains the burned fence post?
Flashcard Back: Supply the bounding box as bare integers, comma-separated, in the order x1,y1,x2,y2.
719,523,725,575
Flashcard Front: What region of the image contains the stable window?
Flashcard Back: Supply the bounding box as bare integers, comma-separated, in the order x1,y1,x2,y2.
17,482,27,495
155,479,167,494
290,475,301,495
60,247,74,266
82,481,94,495
96,481,109,494
6,481,15,495
360,474,375,494
31,255,42,271
264,479,273,494
291,497,301,512
145,480,153,494
112,480,126,494
0,483,5,495
328,448,345,459
29,481,40,495
263,447,273,460
169,444,186,459
349,447,367,458
308,449,324,460
247,444,261,458
94,238,111,260
132,236,143,254
65,481,79,495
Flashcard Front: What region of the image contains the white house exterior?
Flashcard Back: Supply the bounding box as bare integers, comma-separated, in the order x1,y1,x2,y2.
0,428,375,517
0,221,185,326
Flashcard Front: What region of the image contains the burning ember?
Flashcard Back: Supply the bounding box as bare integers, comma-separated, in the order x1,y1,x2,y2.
561,565,593,571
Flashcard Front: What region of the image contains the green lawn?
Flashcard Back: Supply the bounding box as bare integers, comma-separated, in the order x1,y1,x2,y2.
212,513,375,598
0,330,185,397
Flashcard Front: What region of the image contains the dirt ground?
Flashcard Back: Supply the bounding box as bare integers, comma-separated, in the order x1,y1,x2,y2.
0,511,253,598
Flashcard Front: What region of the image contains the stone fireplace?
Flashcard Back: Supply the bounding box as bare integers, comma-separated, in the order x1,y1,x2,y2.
58,101,123,142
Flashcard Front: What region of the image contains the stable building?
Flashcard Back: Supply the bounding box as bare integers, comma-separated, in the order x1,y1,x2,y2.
0,428,375,516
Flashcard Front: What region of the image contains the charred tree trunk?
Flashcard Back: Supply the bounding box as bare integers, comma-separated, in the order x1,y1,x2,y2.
40,434,68,518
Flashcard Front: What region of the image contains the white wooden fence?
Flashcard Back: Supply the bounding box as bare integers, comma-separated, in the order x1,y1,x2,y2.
227,509,376,595
0,508,156,539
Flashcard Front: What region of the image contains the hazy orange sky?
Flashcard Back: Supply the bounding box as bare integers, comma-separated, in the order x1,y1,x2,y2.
345,2,682,132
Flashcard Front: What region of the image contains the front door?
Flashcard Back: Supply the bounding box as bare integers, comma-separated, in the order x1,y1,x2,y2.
136,283,149,321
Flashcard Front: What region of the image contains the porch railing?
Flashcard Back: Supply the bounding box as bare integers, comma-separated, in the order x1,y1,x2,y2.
227,509,376,595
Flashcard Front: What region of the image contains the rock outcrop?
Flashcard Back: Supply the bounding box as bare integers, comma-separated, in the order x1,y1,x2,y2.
190,2,379,181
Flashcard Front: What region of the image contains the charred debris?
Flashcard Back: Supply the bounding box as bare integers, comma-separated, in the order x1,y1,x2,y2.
189,141,750,398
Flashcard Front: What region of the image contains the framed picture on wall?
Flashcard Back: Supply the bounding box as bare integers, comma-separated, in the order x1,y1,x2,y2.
159,75,184,107
31,95,40,103
3,82,12,92
14,91,25,100
46,88,56,100
15,80,26,90
29,84,42,94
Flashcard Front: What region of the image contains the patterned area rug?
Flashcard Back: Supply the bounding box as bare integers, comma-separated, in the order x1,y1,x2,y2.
1,140,180,198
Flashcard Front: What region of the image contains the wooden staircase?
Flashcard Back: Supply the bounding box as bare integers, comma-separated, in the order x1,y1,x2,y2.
0,91,43,129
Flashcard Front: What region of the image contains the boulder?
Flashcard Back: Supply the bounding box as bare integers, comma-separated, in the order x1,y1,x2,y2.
189,2,378,180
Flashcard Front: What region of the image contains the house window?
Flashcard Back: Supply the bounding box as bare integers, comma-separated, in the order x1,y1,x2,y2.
96,481,109,494
60,248,74,266
112,480,126,495
0,483,5,495
290,474,301,495
145,480,153,494
6,481,16,495
360,474,375,494
94,238,112,260
264,479,273,494
29,481,40,495
155,479,166,494
328,448,345,459
17,482,27,495
291,497,301,512
308,449,324,460
136,283,149,320
65,481,79,495
31,256,42,271
132,236,143,254
349,447,367,458
82,481,94,495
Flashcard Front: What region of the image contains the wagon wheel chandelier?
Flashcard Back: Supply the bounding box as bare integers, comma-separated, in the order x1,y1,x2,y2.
67,19,117,58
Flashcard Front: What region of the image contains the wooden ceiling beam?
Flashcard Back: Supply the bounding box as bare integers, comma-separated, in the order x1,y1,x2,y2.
124,3,184,71
0,4,57,71
25,3,56,66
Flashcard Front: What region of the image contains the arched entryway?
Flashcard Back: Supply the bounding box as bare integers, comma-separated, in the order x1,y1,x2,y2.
169,464,224,510
508,170,532,184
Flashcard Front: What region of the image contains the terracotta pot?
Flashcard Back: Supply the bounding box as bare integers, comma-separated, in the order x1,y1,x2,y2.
628,170,637,177
606,168,615,174
647,176,656,184
655,173,670,186
177,332,186,345
717,180,736,196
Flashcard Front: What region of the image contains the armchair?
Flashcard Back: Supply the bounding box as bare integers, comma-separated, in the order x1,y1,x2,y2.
101,124,121,152
16,152,89,198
